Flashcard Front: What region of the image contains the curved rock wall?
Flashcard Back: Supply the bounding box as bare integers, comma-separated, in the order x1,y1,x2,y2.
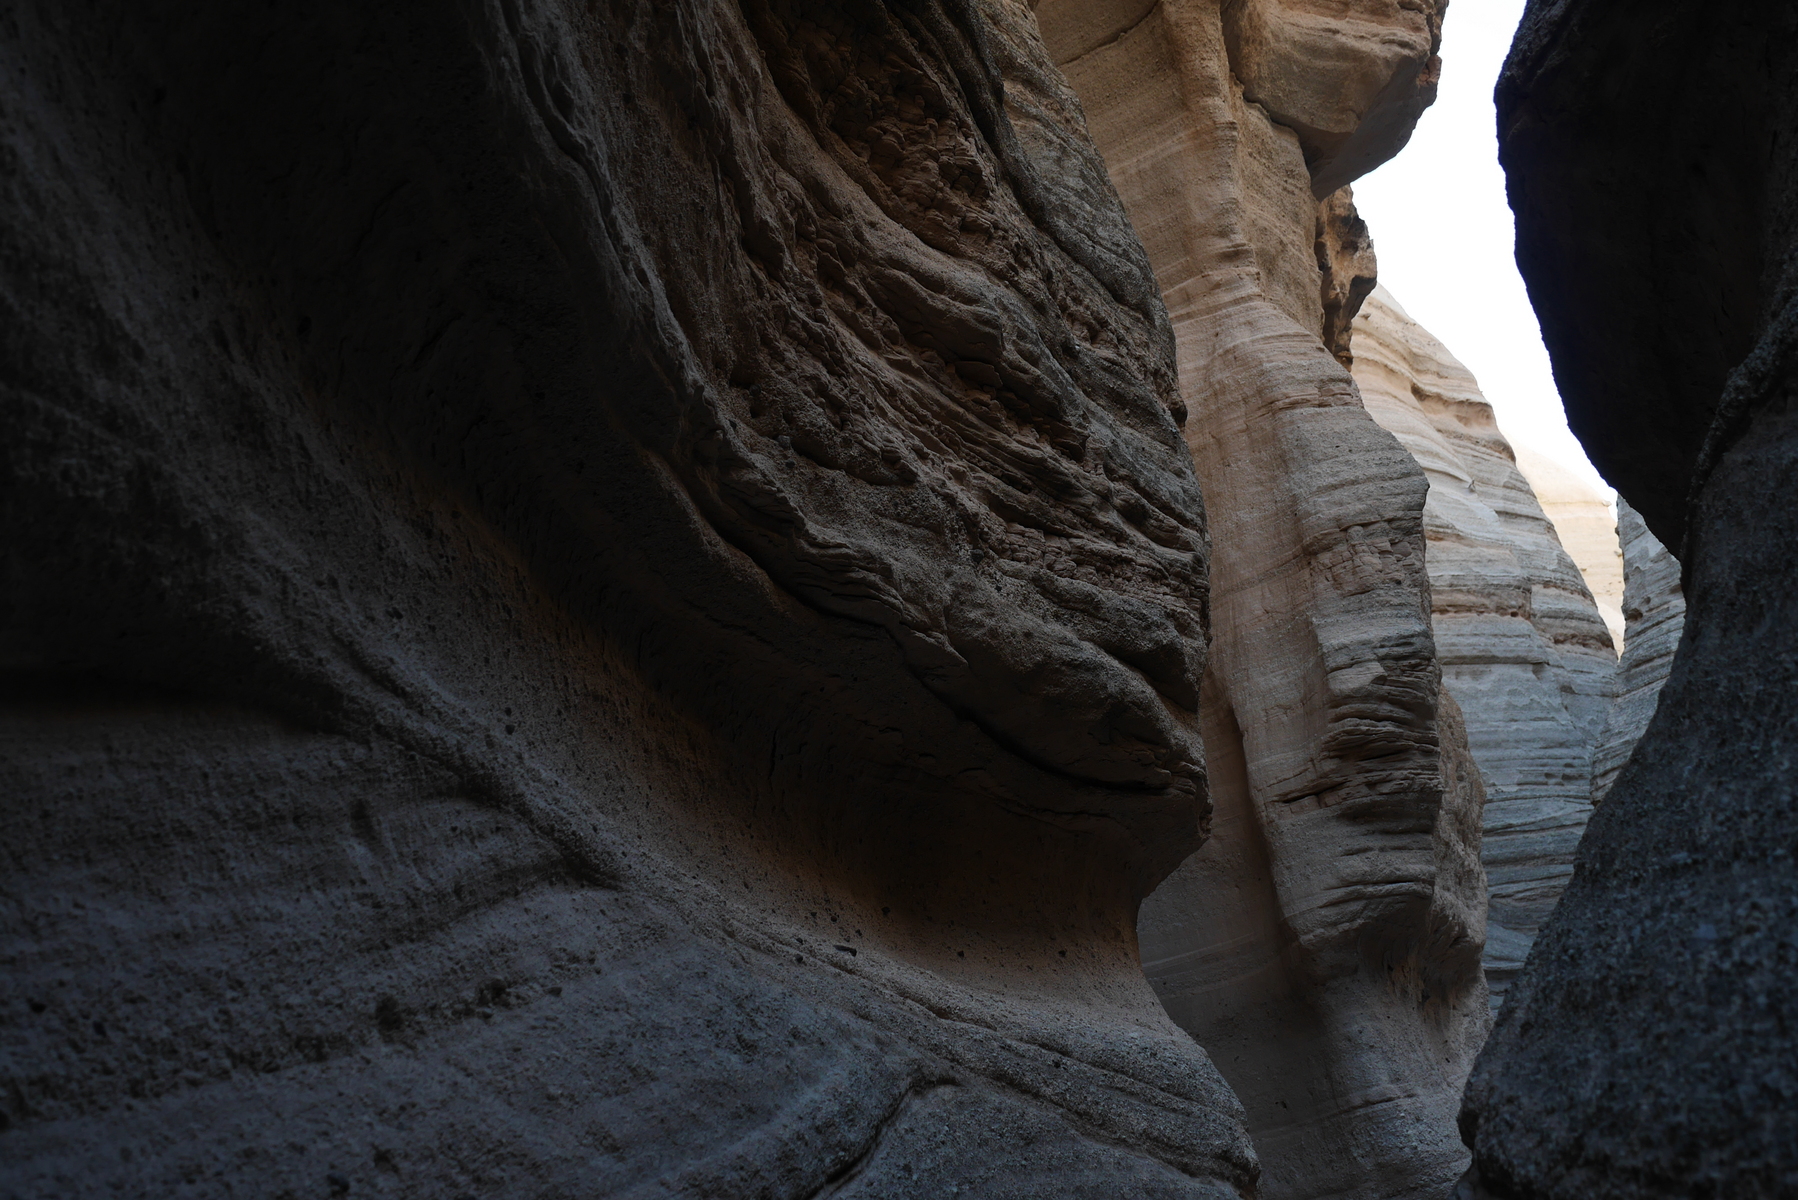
1349,287,1614,1006
1038,6,1489,1198
0,1,1259,1195
1461,1,1798,1195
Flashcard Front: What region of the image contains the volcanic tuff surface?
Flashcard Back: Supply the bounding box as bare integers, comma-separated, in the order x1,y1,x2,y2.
1350,287,1613,1007
1461,1,1798,1195
0,0,1254,1194
1039,5,1488,1198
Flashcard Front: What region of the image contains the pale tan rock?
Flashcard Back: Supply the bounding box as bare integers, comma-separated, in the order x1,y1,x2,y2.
1040,6,1486,1198
1513,448,1625,649
1221,0,1447,195
1317,186,1378,367
1350,287,1616,1006
1589,500,1686,803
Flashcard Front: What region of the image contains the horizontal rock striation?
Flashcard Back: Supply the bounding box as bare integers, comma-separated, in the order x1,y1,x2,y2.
0,0,1258,1195
1350,287,1614,1006
1040,5,1488,1198
1461,1,1798,1195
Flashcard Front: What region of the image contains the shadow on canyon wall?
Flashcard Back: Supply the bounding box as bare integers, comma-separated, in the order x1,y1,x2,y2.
0,0,1791,1198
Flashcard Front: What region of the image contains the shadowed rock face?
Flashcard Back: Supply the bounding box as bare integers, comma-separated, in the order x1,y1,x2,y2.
1351,287,1613,1007
1461,1,1798,1196
1038,4,1487,1198
0,0,1261,1194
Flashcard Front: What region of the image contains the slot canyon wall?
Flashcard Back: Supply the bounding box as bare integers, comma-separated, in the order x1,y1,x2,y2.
1,0,1263,1194
1348,288,1614,1006
1036,4,1490,1198
1460,0,1798,1195
15,0,1780,1197
1,0,1500,1194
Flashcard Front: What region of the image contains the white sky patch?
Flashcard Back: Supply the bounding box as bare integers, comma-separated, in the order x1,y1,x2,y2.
1352,0,1614,498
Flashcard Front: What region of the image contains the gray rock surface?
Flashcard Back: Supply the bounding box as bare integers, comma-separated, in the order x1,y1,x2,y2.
1350,287,1615,1007
1459,0,1798,1195
1589,501,1685,804
0,0,1259,1195
1040,5,1489,1198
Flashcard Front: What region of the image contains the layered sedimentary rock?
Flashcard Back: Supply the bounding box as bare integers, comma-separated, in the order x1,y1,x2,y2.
1349,288,1614,1006
0,1,1264,1195
1039,6,1489,1198
1589,501,1685,803
1461,1,1798,1195
1512,449,1623,649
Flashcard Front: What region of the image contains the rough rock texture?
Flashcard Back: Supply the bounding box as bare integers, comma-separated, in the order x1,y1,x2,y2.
1317,186,1378,367
1219,0,1445,197
1460,1,1798,1195
0,1,1264,1195
1511,448,1623,649
1589,501,1685,804
1039,6,1488,1198
1350,287,1614,1006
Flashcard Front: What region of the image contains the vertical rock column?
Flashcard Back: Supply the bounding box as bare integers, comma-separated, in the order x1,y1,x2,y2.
1350,287,1616,1005
1038,4,1487,1198
1588,500,1685,803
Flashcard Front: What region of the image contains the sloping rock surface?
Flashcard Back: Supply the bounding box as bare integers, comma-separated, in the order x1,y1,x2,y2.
0,1,1258,1195
1350,287,1614,1006
1461,1,1798,1195
1039,6,1487,1198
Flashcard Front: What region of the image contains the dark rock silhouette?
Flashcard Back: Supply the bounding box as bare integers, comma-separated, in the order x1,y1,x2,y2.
1459,1,1798,1195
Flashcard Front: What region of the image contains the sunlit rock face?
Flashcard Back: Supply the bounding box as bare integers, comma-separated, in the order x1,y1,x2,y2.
1461,1,1798,1195
1038,5,1488,1198
1589,501,1685,804
1350,287,1614,1007
0,1,1263,1195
